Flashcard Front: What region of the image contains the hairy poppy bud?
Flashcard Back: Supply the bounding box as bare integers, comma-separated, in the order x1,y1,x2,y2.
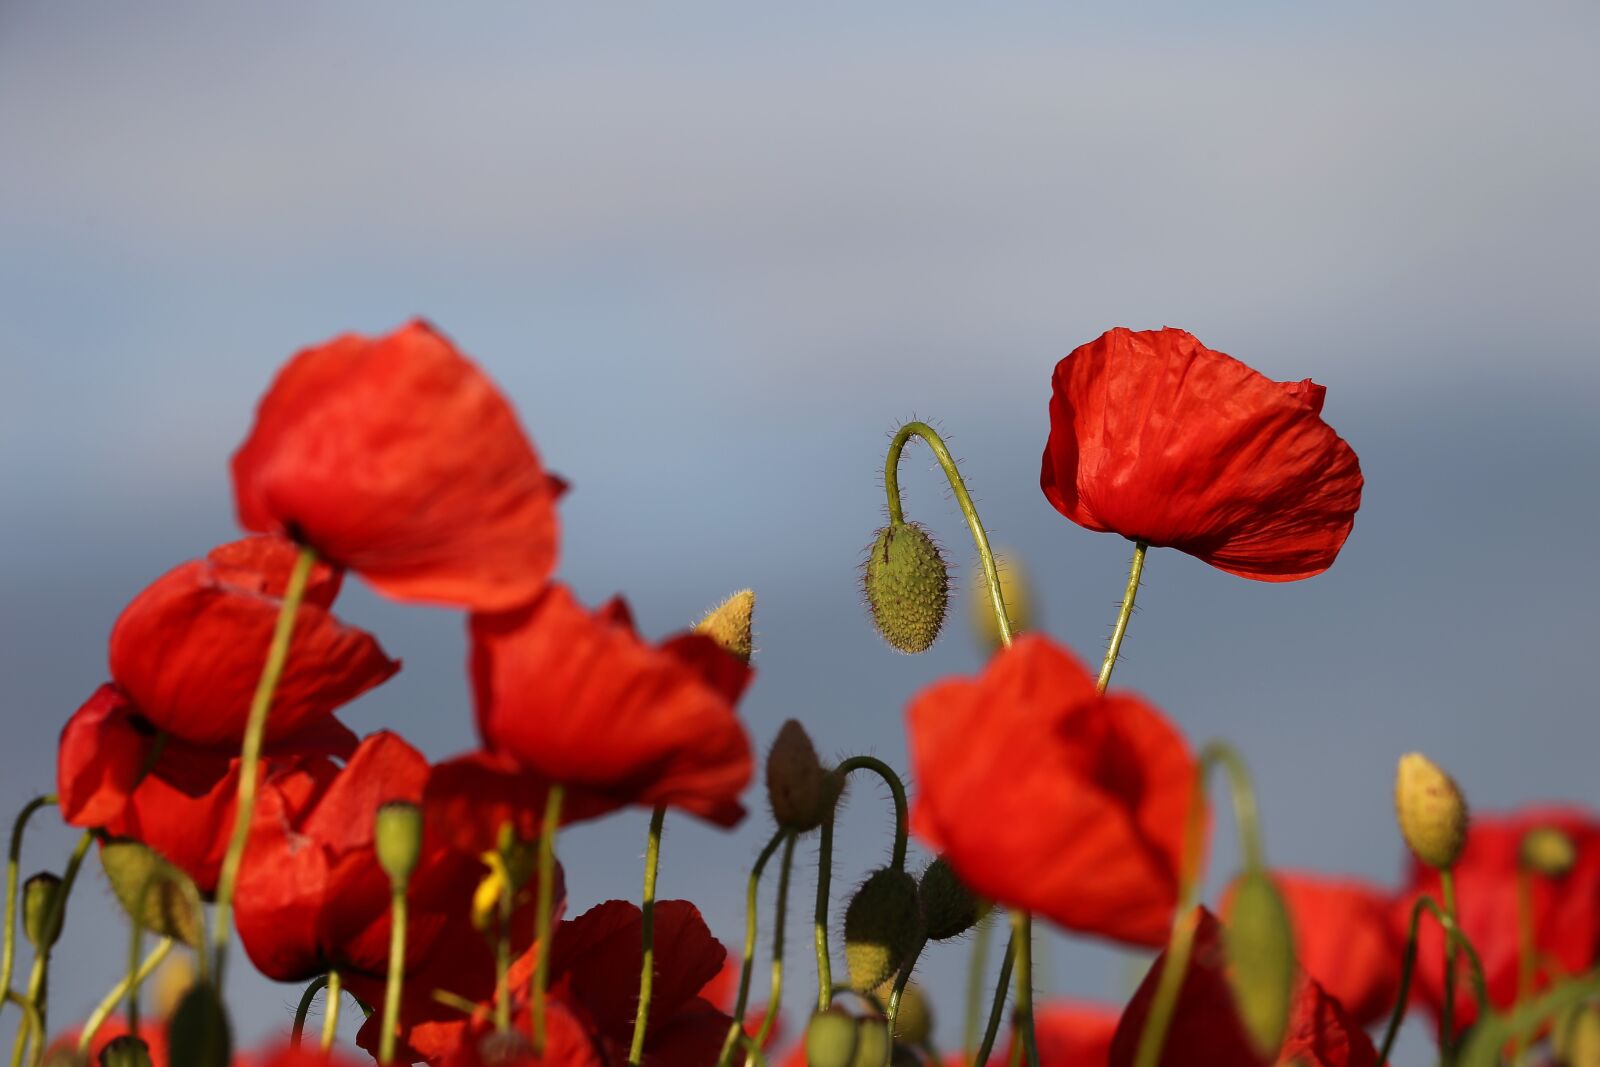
863,523,950,654
695,589,756,663
851,1016,890,1067
99,841,204,949
98,1035,153,1067
844,868,921,992
1223,871,1295,1059
969,552,1032,655
22,872,63,950
167,982,231,1067
767,720,830,831
885,981,932,1045
1395,753,1469,869
375,801,423,886
805,1007,859,1067
1521,826,1577,877
918,857,985,941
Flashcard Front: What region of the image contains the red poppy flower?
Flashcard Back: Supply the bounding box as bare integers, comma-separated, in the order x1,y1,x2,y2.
231,319,563,611
57,683,357,893
701,955,782,1049
907,634,1198,947
108,536,398,747
1041,327,1363,581
1397,807,1600,1032
1222,872,1400,1028
1109,909,1381,1067
422,750,611,858
976,1002,1120,1066
472,583,753,829
50,1017,171,1066
242,1046,370,1067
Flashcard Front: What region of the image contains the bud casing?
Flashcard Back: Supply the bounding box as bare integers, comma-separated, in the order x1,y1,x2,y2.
695,589,756,663
919,857,985,941
863,523,950,654
767,720,830,832
843,867,921,992
23,872,64,950
1222,871,1296,1060
1394,753,1469,869
375,801,424,886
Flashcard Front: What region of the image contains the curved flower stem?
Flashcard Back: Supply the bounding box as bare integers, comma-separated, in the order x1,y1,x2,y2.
963,912,994,1059
1096,541,1148,694
1378,894,1490,1066
211,544,317,985
321,970,343,1051
744,835,798,1065
530,784,564,1053
970,934,1017,1067
883,421,1014,648
628,804,668,1067
379,886,408,1064
1,796,55,1016
77,937,173,1055
291,976,330,1049
716,829,788,1067
1008,912,1040,1067
835,757,909,870
1441,869,1461,1064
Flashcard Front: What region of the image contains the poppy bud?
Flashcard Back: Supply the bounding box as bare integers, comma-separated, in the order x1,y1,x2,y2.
1556,1002,1600,1067
375,801,423,886
695,589,756,663
767,720,830,832
918,857,985,941
1394,752,1469,869
851,1016,890,1067
1521,825,1577,877
805,1007,859,1067
863,523,950,654
844,868,922,992
1222,871,1295,1059
98,1035,153,1067
22,872,63,950
885,981,931,1045
166,982,231,1067
969,552,1032,655
99,841,204,949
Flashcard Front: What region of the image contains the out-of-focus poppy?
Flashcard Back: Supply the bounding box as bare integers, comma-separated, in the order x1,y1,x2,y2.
907,634,1198,947
421,750,610,858
984,1002,1120,1066
1041,327,1363,582
107,536,398,747
472,584,753,829
700,954,782,1049
1397,808,1600,1032
1109,909,1380,1067
231,319,563,612
1222,872,1400,1027
50,1017,171,1066
242,1046,371,1067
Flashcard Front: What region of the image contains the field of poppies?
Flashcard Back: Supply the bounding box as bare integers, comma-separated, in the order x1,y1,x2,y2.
3,320,1595,1067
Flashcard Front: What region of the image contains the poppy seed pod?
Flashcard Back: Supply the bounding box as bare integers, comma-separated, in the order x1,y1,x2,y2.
695,589,756,663
1222,871,1296,1059
805,1008,859,1067
22,872,64,950
374,800,423,886
843,867,922,992
99,841,204,949
863,523,950,654
918,856,985,941
766,719,830,832
850,1016,891,1067
98,1035,154,1067
1395,753,1469,870
1521,825,1578,877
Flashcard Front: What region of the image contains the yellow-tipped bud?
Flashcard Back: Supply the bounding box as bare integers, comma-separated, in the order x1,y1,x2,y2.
1395,753,1469,869
863,523,950,654
1223,871,1296,1060
22,872,63,950
100,841,204,949
805,1008,859,1067
695,589,756,663
843,868,921,992
98,1035,154,1067
766,720,830,832
1521,826,1577,877
969,552,1033,655
919,856,987,941
375,801,423,886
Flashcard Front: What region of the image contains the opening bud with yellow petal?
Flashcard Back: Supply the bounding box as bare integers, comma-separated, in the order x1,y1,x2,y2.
805,1007,859,1067
918,856,987,941
472,835,536,934
1521,826,1577,877
1222,871,1296,1060
844,867,922,992
850,1015,890,1067
99,1035,154,1067
1395,752,1469,870
766,719,830,832
99,841,204,949
695,589,755,663
969,551,1033,655
375,800,423,887
863,523,950,654
22,872,64,950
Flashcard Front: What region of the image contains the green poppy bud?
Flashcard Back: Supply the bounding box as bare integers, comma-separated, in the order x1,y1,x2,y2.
695,589,756,663
863,523,950,654
805,1007,859,1067
767,720,830,832
99,841,204,948
850,1016,890,1067
98,1035,154,1067
22,872,64,950
1521,826,1577,877
375,801,424,886
844,868,921,992
886,981,931,1046
166,982,231,1067
1223,871,1296,1060
1395,753,1469,870
918,857,985,941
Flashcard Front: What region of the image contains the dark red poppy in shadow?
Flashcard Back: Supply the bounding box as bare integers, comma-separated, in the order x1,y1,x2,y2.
1041,327,1363,581
700,954,782,1050
983,1002,1120,1066
232,319,563,612
907,634,1198,947
471,583,753,830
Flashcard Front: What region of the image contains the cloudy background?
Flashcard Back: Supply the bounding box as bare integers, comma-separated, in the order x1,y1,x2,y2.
2,1,1597,1059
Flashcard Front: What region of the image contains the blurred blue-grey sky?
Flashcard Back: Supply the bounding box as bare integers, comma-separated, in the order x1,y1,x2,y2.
2,1,1598,1059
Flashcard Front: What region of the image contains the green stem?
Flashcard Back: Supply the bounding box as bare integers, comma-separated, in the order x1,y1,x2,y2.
1458,970,1600,1067
291,976,330,1049
211,544,317,985
886,933,929,1057
494,836,514,1034
1096,541,1148,694
970,934,1017,1067
379,886,408,1064
1378,894,1491,1067
628,805,668,1066
1511,866,1535,1067
1441,869,1461,1064
0,796,55,1017
964,912,994,1060
835,757,909,870
883,421,1014,648
1008,912,1040,1067
430,988,479,1016
716,829,788,1067
76,938,173,1054
321,969,343,1051
2,995,39,1067
13,830,93,1067
748,835,798,1061
530,784,564,1053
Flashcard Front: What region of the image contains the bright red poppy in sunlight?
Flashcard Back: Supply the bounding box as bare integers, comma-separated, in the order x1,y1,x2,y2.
1223,872,1400,1027
108,536,398,747
1041,327,1363,581
1109,910,1380,1067
231,319,563,612
472,583,753,828
1397,807,1600,1032
907,634,1198,947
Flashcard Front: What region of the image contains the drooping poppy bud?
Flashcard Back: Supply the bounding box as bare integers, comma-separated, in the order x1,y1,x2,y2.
1395,753,1469,870
766,720,830,832
863,523,950,654
375,801,424,886
695,589,756,663
918,856,984,942
969,552,1033,655
805,1008,859,1067
1521,825,1578,876
887,982,931,1045
850,1016,890,1067
99,841,204,948
98,1035,153,1067
166,983,231,1067
1222,871,1296,1059
843,868,921,992
22,872,64,950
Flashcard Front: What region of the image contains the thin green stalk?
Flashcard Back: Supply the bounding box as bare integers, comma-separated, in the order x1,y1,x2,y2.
1511,866,1535,1067
1442,869,1461,1064
970,934,1016,1067
886,933,929,1057
76,937,173,1054
1096,541,1148,694
628,805,668,1066
431,989,479,1016
530,784,564,1052
495,853,513,1034
379,887,408,1064
716,829,788,1067
1,796,55,1016
964,912,994,1059
2,995,39,1067
748,835,798,1060
291,976,330,1049
12,829,93,1067
321,970,343,1051
834,756,909,870
883,421,1015,648
1458,971,1600,1067
211,544,317,985
1008,912,1040,1067
1378,894,1491,1066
